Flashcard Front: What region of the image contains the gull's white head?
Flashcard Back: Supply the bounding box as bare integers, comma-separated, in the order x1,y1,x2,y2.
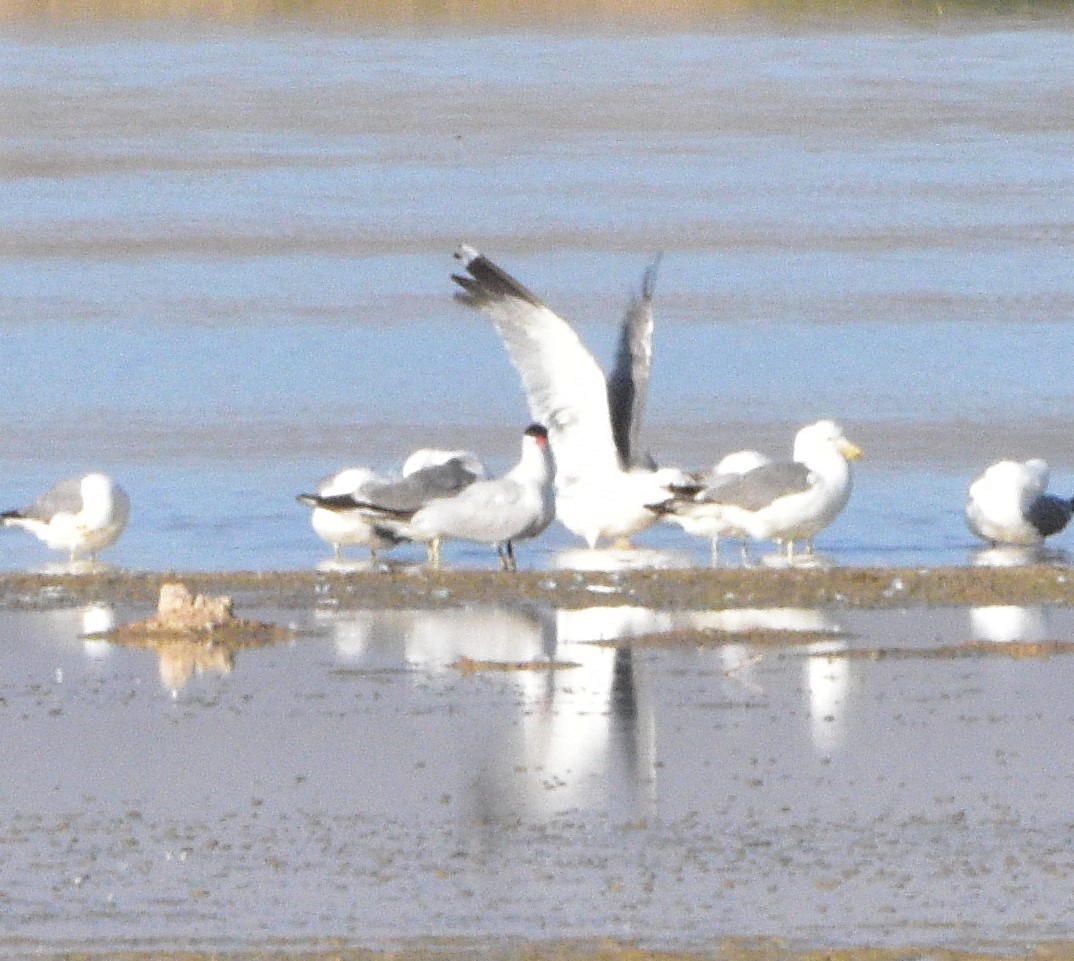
793,420,863,464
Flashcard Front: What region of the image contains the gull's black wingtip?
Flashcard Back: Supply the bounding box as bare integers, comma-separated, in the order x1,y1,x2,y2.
452,244,544,308
642,251,664,301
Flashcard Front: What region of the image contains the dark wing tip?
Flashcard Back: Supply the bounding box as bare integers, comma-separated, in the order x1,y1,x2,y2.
452,244,543,308
641,251,664,302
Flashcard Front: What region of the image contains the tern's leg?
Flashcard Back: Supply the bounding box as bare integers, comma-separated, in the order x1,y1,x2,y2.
710,537,720,567
427,538,441,569
505,540,517,572
333,543,343,562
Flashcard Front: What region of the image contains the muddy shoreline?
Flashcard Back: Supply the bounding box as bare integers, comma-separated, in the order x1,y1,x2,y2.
3,565,1073,613
18,942,1074,961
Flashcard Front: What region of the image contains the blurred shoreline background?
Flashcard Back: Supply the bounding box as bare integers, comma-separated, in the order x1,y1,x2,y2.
3,0,1074,28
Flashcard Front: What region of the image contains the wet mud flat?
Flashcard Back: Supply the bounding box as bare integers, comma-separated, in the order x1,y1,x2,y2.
3,564,1074,614
4,575,1074,956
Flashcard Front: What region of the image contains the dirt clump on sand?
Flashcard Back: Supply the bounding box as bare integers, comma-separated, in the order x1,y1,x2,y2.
96,581,293,647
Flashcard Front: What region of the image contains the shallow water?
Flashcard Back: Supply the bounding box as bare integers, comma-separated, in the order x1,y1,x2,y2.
2,600,1073,950
2,28,1074,571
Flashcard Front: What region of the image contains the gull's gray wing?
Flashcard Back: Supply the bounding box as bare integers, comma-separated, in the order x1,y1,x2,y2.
453,245,622,482
348,459,480,516
607,253,661,470
705,462,814,512
13,478,85,521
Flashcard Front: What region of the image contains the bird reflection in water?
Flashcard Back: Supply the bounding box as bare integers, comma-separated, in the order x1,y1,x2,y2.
969,605,1049,644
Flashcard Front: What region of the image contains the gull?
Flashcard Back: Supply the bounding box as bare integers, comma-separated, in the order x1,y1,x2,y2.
1,473,130,563
298,450,486,564
381,424,555,571
658,421,862,562
657,449,772,564
452,244,696,549
296,448,485,562
965,458,1073,547
300,467,406,564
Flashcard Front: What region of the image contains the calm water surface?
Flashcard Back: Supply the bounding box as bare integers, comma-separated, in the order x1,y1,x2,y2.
2,28,1074,570
1,601,1073,950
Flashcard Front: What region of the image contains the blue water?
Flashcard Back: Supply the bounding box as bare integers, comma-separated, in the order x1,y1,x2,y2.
2,28,1074,570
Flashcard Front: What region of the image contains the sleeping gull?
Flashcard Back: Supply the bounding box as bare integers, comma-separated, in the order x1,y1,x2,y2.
965,458,1072,547
294,450,483,562
298,450,486,565
299,468,406,564
1,473,130,563
657,421,862,563
452,245,695,549
358,424,555,571
657,449,772,564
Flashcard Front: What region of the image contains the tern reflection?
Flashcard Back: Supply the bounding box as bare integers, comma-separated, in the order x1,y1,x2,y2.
320,604,654,821
970,605,1049,644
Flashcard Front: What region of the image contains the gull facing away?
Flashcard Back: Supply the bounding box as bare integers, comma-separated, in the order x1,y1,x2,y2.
965,458,1073,547
452,245,695,549
1,473,130,563
370,424,555,571
297,452,485,564
658,449,772,564
300,468,406,564
656,421,862,563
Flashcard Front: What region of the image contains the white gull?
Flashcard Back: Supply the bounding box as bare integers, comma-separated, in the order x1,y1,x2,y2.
965,458,1072,547
1,473,130,563
659,420,862,563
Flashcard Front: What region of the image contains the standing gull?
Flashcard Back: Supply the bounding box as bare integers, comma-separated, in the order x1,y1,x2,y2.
298,452,485,564
965,458,1072,547
658,421,862,562
658,449,772,564
357,424,555,571
1,473,130,563
452,245,694,549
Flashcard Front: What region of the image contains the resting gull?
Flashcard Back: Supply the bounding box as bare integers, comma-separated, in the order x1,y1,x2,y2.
297,452,485,564
965,458,1072,547
299,467,406,563
1,473,130,563
657,421,862,562
658,449,773,564
452,245,695,549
